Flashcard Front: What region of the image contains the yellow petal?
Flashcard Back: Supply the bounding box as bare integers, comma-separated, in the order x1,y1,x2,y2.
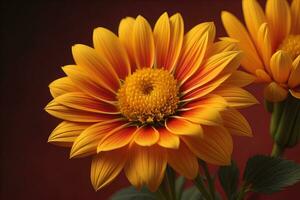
91,147,127,191
118,17,137,72
264,82,288,102
134,126,159,146
48,121,91,147
257,23,272,73
97,125,137,152
175,22,215,84
133,16,155,68
213,86,259,108
62,65,116,103
54,92,119,114
223,70,256,87
270,50,292,83
165,117,203,137
242,0,267,45
291,0,300,34
266,0,291,47
290,88,300,99
207,37,239,55
255,69,272,82
124,144,167,192
182,126,233,165
167,143,198,179
180,94,228,112
70,120,125,158
49,77,77,98
72,45,120,93
180,107,223,126
157,127,180,149
221,11,264,74
93,27,131,79
182,51,242,94
288,55,300,88
45,100,117,122
153,12,170,69
182,74,231,102
165,13,184,72
221,108,253,137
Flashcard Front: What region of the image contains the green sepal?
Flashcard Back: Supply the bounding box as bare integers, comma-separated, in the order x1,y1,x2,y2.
270,100,285,137
286,99,300,147
274,95,299,147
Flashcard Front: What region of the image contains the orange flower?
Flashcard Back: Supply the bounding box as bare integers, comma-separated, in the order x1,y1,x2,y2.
45,12,257,192
222,0,300,102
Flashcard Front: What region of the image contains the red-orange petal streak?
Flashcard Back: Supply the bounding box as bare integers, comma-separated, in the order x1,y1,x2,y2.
165,117,203,137
97,125,137,152
70,120,125,158
134,126,160,146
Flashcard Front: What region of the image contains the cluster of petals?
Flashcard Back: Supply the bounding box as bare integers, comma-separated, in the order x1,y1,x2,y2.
46,12,257,191
222,0,300,102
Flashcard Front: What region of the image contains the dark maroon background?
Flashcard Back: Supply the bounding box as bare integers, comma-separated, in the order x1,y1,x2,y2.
1,0,300,199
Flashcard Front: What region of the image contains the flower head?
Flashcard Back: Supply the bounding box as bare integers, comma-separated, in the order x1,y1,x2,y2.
45,12,257,192
222,0,300,102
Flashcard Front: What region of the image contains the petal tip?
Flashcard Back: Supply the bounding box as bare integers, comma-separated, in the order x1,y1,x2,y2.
161,11,169,17
221,11,233,20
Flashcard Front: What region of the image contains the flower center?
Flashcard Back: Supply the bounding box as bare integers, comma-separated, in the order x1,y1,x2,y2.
117,68,179,124
278,34,300,60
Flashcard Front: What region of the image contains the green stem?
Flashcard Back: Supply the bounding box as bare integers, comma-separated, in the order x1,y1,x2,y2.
236,183,250,200
160,166,176,200
199,160,216,200
271,143,284,157
193,175,212,200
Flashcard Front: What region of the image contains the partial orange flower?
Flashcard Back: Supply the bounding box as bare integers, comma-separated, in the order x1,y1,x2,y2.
45,12,257,192
222,0,300,102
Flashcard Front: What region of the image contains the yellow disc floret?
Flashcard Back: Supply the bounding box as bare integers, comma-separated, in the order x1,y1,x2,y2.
278,35,300,60
117,68,179,123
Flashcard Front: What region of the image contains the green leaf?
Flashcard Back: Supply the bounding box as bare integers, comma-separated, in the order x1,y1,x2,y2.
175,176,185,200
110,186,157,200
181,186,203,200
243,155,300,194
218,160,239,200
